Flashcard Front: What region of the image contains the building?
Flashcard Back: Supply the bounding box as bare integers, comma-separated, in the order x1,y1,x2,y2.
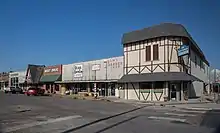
40,65,62,94
24,64,45,90
9,70,26,89
0,72,9,90
57,56,123,96
118,23,210,101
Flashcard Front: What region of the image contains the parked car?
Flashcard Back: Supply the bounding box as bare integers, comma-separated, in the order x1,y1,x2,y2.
26,87,45,96
10,87,23,94
4,87,11,93
4,87,23,94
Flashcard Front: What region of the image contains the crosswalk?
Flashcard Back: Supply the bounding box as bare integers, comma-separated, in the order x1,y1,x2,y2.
146,106,209,125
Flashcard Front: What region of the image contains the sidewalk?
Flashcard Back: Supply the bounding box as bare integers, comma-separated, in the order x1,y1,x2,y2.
169,103,220,110
98,96,212,106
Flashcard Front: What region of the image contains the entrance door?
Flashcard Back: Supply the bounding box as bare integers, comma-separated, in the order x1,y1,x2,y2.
170,83,177,101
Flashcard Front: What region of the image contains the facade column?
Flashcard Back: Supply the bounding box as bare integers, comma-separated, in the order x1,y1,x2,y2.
181,82,184,101
163,82,169,101
176,83,180,101
115,83,119,97
61,84,67,95
87,83,91,93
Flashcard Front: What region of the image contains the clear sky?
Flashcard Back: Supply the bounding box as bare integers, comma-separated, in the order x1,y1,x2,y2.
0,0,219,72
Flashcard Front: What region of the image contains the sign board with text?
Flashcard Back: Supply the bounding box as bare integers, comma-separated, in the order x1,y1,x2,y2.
73,64,83,78
178,44,189,57
92,64,100,71
43,65,62,75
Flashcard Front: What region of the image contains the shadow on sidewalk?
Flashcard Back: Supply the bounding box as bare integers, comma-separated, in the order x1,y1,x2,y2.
200,109,220,133
61,105,147,133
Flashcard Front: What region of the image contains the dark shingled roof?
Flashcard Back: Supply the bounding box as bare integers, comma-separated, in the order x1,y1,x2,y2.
122,23,209,65
26,64,45,84
118,72,202,83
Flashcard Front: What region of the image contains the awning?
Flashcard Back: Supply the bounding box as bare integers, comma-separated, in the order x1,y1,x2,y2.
55,79,118,84
118,72,203,83
40,75,61,82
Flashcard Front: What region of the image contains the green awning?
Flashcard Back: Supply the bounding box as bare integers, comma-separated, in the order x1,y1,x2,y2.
40,75,61,82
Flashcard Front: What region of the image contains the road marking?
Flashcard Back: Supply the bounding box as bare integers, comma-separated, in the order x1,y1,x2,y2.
184,107,212,111
3,115,82,133
148,116,186,123
175,109,206,114
165,112,196,117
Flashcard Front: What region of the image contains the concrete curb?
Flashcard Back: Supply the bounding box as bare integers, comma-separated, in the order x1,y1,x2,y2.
101,98,213,106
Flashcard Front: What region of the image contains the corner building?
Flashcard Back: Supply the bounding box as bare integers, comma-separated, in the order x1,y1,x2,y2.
118,23,210,101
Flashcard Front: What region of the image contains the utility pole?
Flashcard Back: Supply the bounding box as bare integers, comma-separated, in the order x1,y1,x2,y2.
104,60,107,96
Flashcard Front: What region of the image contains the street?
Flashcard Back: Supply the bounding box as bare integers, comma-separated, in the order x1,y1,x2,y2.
0,92,219,133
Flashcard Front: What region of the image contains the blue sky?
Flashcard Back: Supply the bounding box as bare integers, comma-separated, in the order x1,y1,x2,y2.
0,0,219,72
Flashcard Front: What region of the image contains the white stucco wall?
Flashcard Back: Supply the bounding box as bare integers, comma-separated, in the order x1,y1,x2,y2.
124,37,184,74
190,50,209,97
9,70,26,87
62,56,123,81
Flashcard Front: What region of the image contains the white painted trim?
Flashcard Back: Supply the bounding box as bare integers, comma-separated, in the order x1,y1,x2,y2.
148,116,186,122
165,112,196,117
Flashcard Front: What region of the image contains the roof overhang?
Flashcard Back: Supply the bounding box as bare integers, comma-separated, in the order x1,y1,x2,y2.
55,80,118,84
118,72,203,83
121,23,209,66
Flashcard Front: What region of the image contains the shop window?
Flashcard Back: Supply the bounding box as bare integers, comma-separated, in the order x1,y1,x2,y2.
55,84,59,91
46,84,50,90
140,82,152,89
154,82,164,89
145,46,151,61
153,44,159,60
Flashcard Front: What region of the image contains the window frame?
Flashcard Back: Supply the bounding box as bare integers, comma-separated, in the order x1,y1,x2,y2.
153,44,159,60
145,45,151,62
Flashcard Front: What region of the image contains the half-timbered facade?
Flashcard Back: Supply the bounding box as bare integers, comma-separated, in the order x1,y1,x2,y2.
118,23,209,102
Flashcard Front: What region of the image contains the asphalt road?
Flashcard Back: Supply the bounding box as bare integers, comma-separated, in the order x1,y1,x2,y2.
0,92,219,133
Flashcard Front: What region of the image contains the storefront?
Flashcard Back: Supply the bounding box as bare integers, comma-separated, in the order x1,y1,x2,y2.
40,65,62,94
58,56,123,96
24,64,45,90
118,23,209,102
9,70,26,90
0,72,9,91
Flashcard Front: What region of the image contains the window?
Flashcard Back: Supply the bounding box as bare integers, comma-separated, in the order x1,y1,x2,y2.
199,59,202,69
145,46,151,61
154,82,164,89
140,82,152,89
195,55,197,67
153,44,159,60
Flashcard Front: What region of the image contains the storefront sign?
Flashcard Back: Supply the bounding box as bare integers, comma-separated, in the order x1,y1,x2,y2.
92,64,100,71
44,65,62,75
44,68,59,73
178,44,189,56
10,73,19,77
73,64,83,78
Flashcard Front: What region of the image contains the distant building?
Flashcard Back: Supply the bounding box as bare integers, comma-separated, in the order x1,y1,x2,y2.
0,72,9,90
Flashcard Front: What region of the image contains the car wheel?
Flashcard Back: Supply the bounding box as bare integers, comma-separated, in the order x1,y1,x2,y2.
27,94,30,96
4,91,8,93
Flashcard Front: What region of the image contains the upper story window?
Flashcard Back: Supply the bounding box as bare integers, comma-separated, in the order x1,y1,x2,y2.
153,44,159,60
146,46,151,61
195,55,197,67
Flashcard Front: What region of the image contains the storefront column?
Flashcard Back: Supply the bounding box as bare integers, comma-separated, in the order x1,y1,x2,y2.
176,83,180,101
115,83,119,97
87,83,91,93
181,82,184,101
61,84,67,95
163,82,169,101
